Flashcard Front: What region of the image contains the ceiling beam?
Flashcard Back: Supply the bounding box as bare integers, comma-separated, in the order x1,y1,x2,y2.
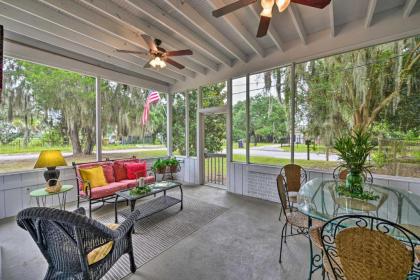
126,0,233,67
329,0,335,37
79,0,217,72
40,0,197,79
164,0,248,63
0,3,178,84
249,5,284,51
365,0,378,28
0,0,185,82
0,16,171,85
288,4,307,45
208,0,265,57
5,39,170,92
403,0,418,18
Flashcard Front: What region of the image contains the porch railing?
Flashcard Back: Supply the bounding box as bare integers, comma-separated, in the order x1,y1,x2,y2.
205,153,226,186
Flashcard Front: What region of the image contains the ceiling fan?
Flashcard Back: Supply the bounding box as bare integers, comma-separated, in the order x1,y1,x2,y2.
117,34,193,69
212,0,331,38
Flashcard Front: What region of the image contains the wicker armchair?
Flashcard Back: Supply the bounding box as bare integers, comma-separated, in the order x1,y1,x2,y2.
277,175,323,268
321,215,420,280
279,164,307,219
17,207,140,280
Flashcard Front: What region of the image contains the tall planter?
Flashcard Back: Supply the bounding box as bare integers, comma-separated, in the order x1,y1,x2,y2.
334,129,375,197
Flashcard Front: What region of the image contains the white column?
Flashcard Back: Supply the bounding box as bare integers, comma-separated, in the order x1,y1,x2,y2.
95,76,102,161
196,87,205,185
185,91,189,157
246,74,250,164
167,92,173,156
290,63,296,164
226,79,233,163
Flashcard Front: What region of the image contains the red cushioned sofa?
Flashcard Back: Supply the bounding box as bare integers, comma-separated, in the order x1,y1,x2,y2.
73,157,155,217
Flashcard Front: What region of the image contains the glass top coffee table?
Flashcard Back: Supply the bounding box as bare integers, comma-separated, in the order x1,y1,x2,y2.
114,181,183,224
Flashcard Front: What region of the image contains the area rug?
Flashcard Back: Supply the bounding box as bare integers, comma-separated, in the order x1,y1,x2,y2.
99,196,228,280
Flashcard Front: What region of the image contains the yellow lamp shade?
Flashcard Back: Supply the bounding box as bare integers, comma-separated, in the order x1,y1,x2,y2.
34,150,68,169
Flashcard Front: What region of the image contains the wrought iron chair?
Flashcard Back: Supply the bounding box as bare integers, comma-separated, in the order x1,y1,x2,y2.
17,207,140,280
277,175,324,274
320,215,420,280
279,164,307,219
332,166,374,184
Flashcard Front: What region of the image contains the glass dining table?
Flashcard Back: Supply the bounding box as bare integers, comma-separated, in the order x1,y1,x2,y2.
296,178,420,279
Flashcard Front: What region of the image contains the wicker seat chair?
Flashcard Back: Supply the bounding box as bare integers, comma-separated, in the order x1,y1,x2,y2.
320,215,420,280
17,207,140,280
277,175,323,267
279,164,307,219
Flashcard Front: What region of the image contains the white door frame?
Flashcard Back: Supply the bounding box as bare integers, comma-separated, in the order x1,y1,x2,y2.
196,105,228,185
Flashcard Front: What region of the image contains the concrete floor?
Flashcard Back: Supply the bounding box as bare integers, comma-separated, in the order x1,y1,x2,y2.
0,185,322,280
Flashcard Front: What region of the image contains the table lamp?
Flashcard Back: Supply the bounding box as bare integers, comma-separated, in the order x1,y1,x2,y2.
34,150,68,186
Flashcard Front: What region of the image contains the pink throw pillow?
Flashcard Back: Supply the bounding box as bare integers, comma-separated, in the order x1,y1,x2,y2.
102,164,115,183
125,162,147,179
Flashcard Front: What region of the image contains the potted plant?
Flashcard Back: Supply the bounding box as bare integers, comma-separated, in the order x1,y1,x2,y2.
151,158,167,174
333,129,376,196
166,157,179,173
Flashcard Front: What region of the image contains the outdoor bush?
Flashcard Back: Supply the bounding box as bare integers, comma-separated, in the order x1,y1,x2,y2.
0,121,21,144
371,151,389,168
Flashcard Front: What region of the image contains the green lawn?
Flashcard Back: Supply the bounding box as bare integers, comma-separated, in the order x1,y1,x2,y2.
281,144,328,153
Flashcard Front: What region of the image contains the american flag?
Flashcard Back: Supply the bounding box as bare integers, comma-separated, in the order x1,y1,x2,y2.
141,91,160,126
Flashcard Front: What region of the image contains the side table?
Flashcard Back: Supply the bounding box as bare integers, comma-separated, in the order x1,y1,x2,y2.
30,185,74,210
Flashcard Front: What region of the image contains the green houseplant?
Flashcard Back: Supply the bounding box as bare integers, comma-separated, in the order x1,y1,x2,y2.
333,129,376,196
151,158,167,174
166,157,179,173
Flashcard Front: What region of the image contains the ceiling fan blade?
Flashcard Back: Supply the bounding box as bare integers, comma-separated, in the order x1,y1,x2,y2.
291,0,331,9
116,49,149,55
157,46,166,53
141,34,158,52
165,58,185,70
166,50,193,57
256,16,271,38
212,0,257,17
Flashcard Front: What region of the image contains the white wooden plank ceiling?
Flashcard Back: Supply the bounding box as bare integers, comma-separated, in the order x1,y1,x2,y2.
0,0,418,92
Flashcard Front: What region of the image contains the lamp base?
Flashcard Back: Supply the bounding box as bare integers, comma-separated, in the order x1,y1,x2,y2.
44,167,60,186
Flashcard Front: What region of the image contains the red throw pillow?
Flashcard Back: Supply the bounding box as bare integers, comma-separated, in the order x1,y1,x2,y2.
113,161,128,181
125,162,147,179
102,164,115,183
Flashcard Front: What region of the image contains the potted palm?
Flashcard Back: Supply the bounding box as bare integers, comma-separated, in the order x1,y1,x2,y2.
333,129,375,195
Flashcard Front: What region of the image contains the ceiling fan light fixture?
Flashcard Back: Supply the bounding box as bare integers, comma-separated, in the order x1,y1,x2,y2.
150,56,166,68
276,0,290,12
260,0,275,17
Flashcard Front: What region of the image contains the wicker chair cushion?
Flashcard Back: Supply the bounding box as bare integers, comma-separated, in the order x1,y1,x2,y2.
336,227,412,280
87,224,119,265
286,211,324,229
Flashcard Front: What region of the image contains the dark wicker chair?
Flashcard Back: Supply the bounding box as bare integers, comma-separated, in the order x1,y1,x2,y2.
321,215,420,280
17,207,140,280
